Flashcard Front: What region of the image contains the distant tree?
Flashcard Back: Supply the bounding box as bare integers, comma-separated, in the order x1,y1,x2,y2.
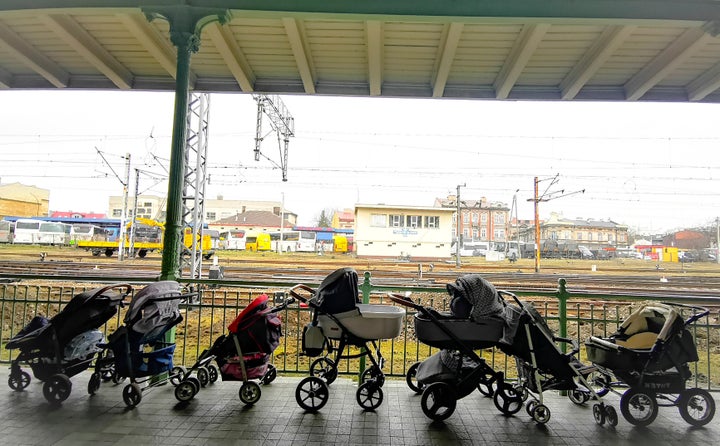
316,209,334,227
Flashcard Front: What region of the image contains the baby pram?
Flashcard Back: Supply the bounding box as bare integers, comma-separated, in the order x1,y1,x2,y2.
5,283,131,404
585,302,716,427
289,267,406,412
173,293,294,405
92,281,195,408
391,275,607,424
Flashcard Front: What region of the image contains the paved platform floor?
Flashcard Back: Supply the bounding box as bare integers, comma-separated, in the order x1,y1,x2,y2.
0,368,717,446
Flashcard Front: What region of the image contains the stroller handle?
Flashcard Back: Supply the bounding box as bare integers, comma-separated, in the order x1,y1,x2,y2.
288,284,315,303
387,293,424,312
659,301,710,325
92,283,133,303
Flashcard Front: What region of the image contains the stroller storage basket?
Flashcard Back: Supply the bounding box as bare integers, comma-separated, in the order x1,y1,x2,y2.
317,304,404,340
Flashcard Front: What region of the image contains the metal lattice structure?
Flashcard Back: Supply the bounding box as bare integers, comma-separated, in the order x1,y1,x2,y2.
181,92,211,279
253,94,294,182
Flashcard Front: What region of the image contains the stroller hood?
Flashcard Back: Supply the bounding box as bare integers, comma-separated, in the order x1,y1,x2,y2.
446,274,505,321
125,281,183,335
314,267,360,314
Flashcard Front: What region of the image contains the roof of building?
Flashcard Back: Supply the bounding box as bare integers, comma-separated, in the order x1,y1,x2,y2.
356,203,455,213
212,210,292,228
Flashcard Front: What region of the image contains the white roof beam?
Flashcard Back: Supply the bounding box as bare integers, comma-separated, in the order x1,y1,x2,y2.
494,23,550,99
42,14,133,90
282,17,315,94
433,22,464,98
366,20,383,96
205,22,254,92
687,62,720,101
561,25,635,100
0,21,69,88
625,28,711,101
0,65,11,88
117,12,197,86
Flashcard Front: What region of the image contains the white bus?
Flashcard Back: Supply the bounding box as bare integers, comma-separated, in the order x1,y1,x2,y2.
12,219,41,244
269,230,316,252
0,220,13,243
70,224,108,242
219,230,246,250
37,222,69,245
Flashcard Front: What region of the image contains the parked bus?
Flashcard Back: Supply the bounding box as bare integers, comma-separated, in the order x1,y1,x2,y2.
245,232,271,252
70,224,108,243
12,219,41,244
269,230,316,252
219,230,246,250
0,220,12,243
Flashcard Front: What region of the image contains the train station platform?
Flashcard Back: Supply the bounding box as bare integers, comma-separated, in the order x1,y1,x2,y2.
0,368,717,446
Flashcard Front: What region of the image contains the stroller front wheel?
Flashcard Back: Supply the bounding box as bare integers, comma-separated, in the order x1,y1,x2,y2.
620,389,658,427
493,383,523,416
8,370,31,391
174,380,198,402
295,376,329,412
169,366,187,386
239,381,262,405
678,388,716,427
421,382,457,422
261,364,277,385
406,362,424,394
310,357,337,385
208,364,219,384
356,382,384,411
196,367,210,387
87,373,101,395
122,383,143,408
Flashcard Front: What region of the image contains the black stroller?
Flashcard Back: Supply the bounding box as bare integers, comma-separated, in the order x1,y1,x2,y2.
174,293,293,405
5,283,131,404
391,275,607,424
585,302,716,427
92,281,194,408
289,267,406,412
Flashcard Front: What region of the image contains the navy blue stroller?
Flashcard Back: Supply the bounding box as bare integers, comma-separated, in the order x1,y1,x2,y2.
5,284,131,404
92,281,194,408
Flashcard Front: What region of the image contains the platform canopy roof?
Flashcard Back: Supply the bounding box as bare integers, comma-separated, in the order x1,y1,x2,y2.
2,0,720,102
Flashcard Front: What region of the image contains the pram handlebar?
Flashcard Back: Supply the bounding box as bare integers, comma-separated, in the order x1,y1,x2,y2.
288,284,315,303
659,301,710,326
387,293,428,314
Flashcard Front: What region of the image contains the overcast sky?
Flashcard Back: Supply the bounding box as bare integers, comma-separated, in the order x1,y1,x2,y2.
1,89,718,234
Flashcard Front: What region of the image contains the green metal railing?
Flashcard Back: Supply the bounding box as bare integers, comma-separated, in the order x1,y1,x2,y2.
1,273,718,390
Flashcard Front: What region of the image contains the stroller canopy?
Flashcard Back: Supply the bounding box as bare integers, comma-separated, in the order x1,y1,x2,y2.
618,303,681,345
125,281,183,334
228,294,269,333
314,267,360,314
446,274,505,321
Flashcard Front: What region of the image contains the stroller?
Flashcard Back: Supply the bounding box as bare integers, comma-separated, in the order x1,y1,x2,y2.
289,267,406,412
5,283,131,404
391,275,607,424
585,302,716,427
92,281,194,408
173,293,294,405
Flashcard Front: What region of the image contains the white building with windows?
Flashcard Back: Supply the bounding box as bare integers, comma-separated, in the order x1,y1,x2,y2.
354,204,455,259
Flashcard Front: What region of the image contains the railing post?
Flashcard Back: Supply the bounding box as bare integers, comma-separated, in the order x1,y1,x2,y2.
358,271,372,380
557,278,569,354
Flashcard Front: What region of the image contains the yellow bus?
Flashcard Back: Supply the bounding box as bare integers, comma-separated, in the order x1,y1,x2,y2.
245,232,271,252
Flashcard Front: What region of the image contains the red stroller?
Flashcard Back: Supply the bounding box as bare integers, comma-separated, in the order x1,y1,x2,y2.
174,293,293,405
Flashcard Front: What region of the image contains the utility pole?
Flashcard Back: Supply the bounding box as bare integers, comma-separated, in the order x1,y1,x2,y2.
253,94,294,182
119,153,131,261
528,175,584,272
455,183,465,268
716,217,719,264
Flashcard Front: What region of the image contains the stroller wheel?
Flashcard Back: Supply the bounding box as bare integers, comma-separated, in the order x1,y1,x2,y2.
111,370,126,385
196,367,210,388
8,370,31,391
122,383,143,408
605,405,618,427
421,382,457,422
87,373,101,395
361,366,385,388
678,388,716,427
261,364,277,385
169,366,187,386
477,374,496,397
493,383,523,416
593,403,605,425
310,357,337,385
43,374,72,404
406,362,424,394
620,389,658,427
356,382,384,411
208,364,219,384
239,381,262,405
174,380,198,402
295,376,329,412
530,403,551,424
568,389,589,405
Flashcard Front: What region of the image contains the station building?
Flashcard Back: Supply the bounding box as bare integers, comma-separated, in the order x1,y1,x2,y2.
0,183,49,219
354,204,455,260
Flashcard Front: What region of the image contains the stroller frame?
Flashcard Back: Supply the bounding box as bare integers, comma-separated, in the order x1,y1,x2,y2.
290,283,395,412
586,301,716,427
6,283,131,404
92,282,196,408
173,293,294,405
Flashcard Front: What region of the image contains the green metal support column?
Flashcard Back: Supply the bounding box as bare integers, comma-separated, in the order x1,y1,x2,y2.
143,6,229,281
358,271,372,380
557,278,569,354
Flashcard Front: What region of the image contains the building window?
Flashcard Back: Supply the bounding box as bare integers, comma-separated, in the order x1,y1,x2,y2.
112,209,122,217
480,228,487,239
424,216,439,228
406,215,422,228
371,213,387,227
389,214,403,228
481,213,488,223
462,213,470,224
463,228,470,238
577,232,583,240
588,232,593,241
143,202,152,207
494,213,505,224
206,212,216,220
472,229,478,239
471,213,478,224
